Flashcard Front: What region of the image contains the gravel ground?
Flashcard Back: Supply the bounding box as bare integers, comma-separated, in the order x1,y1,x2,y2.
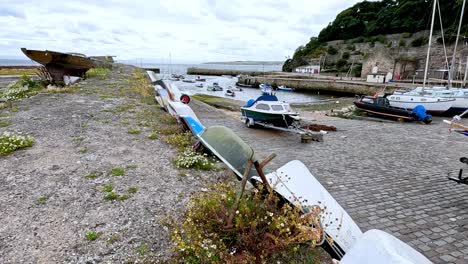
0,65,224,263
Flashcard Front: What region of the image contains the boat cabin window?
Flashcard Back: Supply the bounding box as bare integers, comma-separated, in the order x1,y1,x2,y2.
271,105,284,111
256,103,270,110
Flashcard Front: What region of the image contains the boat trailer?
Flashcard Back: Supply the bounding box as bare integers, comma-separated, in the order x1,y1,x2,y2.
448,157,468,185
242,117,325,143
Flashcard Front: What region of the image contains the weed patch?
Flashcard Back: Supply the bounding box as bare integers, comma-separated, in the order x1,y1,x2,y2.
85,68,110,79
0,120,12,127
85,231,101,241
169,182,324,263
0,75,43,101
173,148,215,170
127,128,141,134
110,167,125,176
128,186,138,194
0,131,34,156
85,173,99,180
38,196,48,203
147,133,158,140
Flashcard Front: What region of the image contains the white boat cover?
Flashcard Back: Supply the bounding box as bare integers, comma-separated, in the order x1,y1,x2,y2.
340,229,432,264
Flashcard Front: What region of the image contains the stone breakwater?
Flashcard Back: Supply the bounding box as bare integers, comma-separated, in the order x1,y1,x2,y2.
237,75,412,95
186,67,281,76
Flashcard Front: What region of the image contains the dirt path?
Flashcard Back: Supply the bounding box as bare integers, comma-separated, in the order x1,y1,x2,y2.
0,65,222,263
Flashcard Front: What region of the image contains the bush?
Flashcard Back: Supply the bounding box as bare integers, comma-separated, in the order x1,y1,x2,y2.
336,59,348,69
346,44,356,51
399,39,406,47
411,36,428,47
173,148,215,170
402,32,413,38
342,52,350,60
327,46,338,55
0,131,34,156
170,182,323,263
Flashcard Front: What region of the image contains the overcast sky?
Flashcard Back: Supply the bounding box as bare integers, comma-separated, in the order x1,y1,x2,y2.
0,0,364,63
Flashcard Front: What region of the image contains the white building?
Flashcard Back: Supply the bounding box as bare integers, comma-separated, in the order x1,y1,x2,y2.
366,66,393,83
295,65,321,74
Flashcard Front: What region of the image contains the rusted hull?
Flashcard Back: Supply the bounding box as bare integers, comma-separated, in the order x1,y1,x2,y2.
21,48,96,81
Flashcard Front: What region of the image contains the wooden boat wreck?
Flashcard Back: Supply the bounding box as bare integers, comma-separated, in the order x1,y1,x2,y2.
21,48,95,81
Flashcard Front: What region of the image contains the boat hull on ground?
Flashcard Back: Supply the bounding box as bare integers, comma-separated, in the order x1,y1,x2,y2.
21,48,94,80
258,160,363,258
340,229,432,264
387,94,454,115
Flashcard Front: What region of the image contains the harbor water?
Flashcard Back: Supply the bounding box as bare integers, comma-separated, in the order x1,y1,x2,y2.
175,75,330,104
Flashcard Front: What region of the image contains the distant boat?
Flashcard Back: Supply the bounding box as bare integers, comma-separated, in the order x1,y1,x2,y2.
182,79,195,83
236,82,255,88
278,85,294,92
225,89,235,97
259,83,273,93
21,48,95,80
241,91,299,128
354,95,432,124
195,83,203,88
207,82,223,91
171,73,184,79
195,76,206,82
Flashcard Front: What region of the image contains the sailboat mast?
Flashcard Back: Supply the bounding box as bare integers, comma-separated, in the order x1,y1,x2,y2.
423,0,438,89
448,0,466,88
464,56,468,88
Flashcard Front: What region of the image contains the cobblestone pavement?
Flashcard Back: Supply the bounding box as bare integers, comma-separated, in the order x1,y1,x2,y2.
191,100,468,264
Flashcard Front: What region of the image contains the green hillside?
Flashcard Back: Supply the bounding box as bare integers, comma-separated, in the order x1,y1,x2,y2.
283,0,467,72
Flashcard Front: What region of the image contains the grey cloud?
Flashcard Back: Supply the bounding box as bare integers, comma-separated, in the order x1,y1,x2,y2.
0,6,26,18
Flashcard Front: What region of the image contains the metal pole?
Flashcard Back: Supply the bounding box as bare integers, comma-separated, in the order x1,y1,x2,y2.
437,0,451,83
448,0,466,88
423,0,437,89
464,56,468,88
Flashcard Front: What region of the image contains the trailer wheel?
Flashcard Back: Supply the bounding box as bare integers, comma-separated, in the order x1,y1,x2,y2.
245,118,254,128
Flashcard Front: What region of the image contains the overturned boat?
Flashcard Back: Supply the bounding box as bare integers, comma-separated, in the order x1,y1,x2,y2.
21,48,95,81
354,95,432,124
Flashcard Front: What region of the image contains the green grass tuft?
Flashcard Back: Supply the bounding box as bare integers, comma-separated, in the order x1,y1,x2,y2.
85,231,100,241
110,167,125,176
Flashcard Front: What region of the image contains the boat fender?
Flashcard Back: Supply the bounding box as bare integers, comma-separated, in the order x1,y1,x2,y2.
412,105,432,123
180,94,191,104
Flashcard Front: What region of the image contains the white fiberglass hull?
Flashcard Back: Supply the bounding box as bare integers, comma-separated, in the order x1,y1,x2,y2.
388,95,454,114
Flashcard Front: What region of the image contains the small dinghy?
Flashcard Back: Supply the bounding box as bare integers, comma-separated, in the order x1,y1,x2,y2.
225,89,235,97
182,79,195,83
278,85,294,91
354,95,432,124
195,76,206,82
195,82,203,88
207,82,223,91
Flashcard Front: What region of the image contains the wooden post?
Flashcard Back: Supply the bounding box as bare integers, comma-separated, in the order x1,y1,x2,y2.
226,160,253,228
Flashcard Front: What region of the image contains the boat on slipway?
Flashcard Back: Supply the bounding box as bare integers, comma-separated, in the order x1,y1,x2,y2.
354,95,432,124
387,91,454,115
241,91,299,128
